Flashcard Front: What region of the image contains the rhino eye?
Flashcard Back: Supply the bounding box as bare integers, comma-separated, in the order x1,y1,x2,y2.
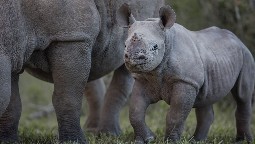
152,44,158,51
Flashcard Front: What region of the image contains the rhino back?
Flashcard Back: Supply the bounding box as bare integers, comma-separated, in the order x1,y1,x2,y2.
192,27,247,106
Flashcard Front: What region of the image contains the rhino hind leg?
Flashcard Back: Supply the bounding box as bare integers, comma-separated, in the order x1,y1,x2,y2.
48,41,93,143
0,75,21,142
84,78,105,133
231,58,254,143
97,65,134,136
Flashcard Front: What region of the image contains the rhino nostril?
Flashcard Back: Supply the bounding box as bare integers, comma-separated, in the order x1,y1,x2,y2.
125,53,129,59
138,55,146,60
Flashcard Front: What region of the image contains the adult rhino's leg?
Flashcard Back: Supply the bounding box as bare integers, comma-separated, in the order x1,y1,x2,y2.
0,74,21,142
84,78,105,133
48,41,92,143
129,81,155,144
192,105,214,141
231,60,254,143
98,65,134,135
165,82,196,142
0,56,11,117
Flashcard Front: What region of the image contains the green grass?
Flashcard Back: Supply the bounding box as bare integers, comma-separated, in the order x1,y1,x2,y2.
17,73,255,143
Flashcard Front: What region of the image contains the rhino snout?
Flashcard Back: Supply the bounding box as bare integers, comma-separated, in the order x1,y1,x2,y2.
124,52,129,60
137,52,146,60
125,51,148,66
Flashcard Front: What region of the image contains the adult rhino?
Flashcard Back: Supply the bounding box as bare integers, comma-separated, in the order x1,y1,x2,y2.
0,0,165,143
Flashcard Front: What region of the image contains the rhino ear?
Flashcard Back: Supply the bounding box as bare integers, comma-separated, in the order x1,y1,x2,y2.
117,3,136,27
159,5,176,29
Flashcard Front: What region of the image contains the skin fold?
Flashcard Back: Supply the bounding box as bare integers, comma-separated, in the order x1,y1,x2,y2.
118,4,255,144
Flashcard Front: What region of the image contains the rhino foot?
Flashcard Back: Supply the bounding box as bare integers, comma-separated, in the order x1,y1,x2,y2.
134,131,155,144
0,135,18,143
0,128,19,143
235,136,253,144
97,123,122,136
59,134,87,144
85,127,98,135
84,119,100,134
58,127,87,144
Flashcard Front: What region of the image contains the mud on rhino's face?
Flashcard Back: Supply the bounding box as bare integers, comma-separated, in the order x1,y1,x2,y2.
124,19,165,72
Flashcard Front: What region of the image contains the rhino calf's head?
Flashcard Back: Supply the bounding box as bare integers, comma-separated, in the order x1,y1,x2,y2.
117,4,176,73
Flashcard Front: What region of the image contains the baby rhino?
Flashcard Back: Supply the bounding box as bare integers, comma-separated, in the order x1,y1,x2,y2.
117,4,255,143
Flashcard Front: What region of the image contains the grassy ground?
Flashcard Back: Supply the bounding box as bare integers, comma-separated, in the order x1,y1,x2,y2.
17,72,255,143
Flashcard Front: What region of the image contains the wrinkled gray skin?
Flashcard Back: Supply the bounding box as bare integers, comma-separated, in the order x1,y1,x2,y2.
0,0,164,143
118,5,255,144
0,0,100,143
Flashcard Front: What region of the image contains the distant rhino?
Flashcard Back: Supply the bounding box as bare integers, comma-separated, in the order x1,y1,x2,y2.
0,0,164,143
118,4,255,143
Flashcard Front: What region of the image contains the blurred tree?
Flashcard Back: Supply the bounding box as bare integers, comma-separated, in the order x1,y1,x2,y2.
250,0,255,8
167,0,255,55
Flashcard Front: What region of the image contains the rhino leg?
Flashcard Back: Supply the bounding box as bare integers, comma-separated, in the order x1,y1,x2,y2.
192,105,214,141
234,103,253,143
98,65,134,135
231,79,253,141
0,56,11,117
0,56,12,142
0,75,21,142
84,78,105,133
231,55,254,143
129,81,155,144
165,83,196,142
48,42,92,144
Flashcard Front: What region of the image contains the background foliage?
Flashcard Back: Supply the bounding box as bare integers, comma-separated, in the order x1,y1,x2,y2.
168,0,255,54
17,0,255,143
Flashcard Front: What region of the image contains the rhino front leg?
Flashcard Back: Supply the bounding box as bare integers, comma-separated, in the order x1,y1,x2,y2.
129,81,155,144
165,82,196,142
98,65,134,135
192,105,214,141
0,56,11,117
48,42,92,143
0,75,21,142
84,78,105,133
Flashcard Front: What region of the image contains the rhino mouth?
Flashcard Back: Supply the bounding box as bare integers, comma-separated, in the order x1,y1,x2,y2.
125,61,147,71
126,61,147,66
